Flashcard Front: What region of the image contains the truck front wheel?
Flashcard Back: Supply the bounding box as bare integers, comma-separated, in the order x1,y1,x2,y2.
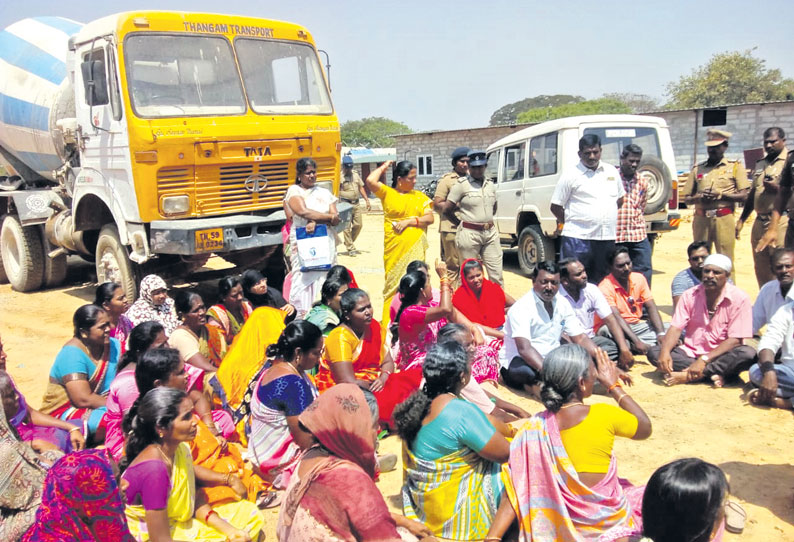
95,225,138,300
517,224,555,276
0,215,44,292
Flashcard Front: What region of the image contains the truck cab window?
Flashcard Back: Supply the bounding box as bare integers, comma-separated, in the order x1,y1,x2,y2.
529,132,558,177
106,45,123,120
504,143,526,181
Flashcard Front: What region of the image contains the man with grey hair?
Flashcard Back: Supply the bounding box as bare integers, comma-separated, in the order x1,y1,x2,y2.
648,254,755,386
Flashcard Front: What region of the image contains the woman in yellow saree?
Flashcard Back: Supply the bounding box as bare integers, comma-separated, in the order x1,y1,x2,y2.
364,160,434,326
121,387,264,542
214,306,287,443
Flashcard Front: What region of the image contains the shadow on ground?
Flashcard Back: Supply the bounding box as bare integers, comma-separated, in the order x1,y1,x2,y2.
719,461,794,526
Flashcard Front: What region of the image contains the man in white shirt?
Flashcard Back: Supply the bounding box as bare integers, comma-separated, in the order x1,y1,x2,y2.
500,261,599,390
551,134,626,284
558,258,635,369
752,248,794,336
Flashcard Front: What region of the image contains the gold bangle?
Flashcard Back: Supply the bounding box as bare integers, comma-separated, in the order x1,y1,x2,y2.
224,472,232,485
617,393,630,409
68,426,82,433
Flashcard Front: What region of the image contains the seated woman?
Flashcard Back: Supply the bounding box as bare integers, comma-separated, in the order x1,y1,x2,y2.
0,401,61,541
40,305,120,443
304,276,348,335
207,276,254,345
277,383,430,542
326,264,358,287
105,321,168,460
21,449,135,542
639,458,729,542
134,348,271,509
317,288,422,428
452,258,514,340
241,269,295,319
0,333,85,453
170,290,228,370
248,320,321,489
215,306,287,442
95,282,133,353
124,274,179,336
121,387,264,541
486,345,651,542
388,260,438,323
394,341,509,541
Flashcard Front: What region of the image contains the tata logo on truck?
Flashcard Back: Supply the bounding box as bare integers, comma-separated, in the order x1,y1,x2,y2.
244,175,268,193
244,146,272,157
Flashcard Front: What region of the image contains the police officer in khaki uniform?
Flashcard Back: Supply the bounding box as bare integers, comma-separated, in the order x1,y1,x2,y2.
339,155,370,255
736,127,788,286
683,129,749,266
433,147,469,286
447,150,503,285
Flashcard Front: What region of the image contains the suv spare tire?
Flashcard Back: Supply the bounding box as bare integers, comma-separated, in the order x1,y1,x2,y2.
638,155,672,215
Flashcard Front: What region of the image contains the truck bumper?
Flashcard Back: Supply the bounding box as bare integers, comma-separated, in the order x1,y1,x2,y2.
149,202,353,255
649,212,681,233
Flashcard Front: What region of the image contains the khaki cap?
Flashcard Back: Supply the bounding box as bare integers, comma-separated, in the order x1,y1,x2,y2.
705,129,732,146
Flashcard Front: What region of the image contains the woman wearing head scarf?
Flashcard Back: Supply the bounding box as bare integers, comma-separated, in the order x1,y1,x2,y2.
277,383,425,541
21,449,134,542
124,274,179,336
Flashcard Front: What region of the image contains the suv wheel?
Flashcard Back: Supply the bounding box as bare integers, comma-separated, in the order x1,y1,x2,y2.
517,224,555,276
639,156,672,215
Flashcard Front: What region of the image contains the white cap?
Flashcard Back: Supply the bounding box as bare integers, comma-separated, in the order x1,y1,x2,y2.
703,253,732,274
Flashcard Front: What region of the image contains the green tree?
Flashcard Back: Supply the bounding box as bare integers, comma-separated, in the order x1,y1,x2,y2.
601,92,661,113
340,117,412,147
665,49,794,108
489,94,584,126
516,98,631,123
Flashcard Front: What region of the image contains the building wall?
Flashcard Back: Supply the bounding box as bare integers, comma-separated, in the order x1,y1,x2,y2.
646,102,794,173
393,101,794,178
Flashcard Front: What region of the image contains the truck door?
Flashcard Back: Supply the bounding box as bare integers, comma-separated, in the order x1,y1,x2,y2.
494,141,526,233
74,42,136,221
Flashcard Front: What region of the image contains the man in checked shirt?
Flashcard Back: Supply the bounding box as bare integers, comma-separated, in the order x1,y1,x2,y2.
615,144,652,285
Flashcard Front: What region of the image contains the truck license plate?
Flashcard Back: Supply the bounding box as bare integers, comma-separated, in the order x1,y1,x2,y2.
195,228,224,253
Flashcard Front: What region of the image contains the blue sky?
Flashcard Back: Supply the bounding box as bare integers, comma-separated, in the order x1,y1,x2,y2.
2,1,792,131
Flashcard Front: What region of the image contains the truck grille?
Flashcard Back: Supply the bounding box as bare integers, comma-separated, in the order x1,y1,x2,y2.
195,161,291,214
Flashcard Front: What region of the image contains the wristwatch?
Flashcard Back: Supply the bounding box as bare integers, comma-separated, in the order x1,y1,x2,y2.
698,354,709,363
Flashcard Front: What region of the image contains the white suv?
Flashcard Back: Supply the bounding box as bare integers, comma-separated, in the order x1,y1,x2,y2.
486,114,681,275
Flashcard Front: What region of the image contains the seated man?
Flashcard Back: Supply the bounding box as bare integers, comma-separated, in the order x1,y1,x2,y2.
648,254,755,387
437,323,528,422
596,246,666,355
749,291,794,411
500,261,598,390
752,248,794,337
671,241,710,310
558,258,635,369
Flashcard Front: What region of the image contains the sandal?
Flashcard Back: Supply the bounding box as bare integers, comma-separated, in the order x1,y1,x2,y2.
256,490,281,509
724,500,747,534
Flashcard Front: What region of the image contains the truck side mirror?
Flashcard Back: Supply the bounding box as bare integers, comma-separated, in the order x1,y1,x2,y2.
81,59,109,106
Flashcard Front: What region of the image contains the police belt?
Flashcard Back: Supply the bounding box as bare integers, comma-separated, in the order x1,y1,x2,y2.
461,221,495,231
694,207,733,218
341,197,359,204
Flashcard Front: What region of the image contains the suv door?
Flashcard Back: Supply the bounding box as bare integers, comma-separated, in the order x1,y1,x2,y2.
494,141,526,233
527,131,560,235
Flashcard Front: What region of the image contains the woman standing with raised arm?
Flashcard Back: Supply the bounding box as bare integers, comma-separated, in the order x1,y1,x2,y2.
364,160,434,325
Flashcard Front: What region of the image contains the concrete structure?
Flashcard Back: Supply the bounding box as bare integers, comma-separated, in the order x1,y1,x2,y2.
393,100,794,178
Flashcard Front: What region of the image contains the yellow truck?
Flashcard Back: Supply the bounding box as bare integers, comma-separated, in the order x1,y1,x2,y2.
0,12,344,297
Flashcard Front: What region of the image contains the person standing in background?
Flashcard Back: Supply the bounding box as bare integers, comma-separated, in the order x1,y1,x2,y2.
616,144,652,285
339,155,370,256
433,146,469,287
736,127,788,286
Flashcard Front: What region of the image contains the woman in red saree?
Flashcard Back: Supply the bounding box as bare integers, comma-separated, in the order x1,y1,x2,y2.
316,289,421,429
452,258,515,339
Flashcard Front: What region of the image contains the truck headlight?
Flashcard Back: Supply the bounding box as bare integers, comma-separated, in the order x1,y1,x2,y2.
161,195,190,216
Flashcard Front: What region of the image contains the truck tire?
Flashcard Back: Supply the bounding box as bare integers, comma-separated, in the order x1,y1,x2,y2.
40,229,67,288
0,218,7,284
0,215,44,292
639,155,672,215
517,224,555,276
95,224,138,300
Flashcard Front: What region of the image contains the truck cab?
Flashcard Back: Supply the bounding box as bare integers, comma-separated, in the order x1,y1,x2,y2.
486,114,681,275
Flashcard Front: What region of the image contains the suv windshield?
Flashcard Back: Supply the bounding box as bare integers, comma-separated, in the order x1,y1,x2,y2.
235,38,332,115
125,34,246,118
583,127,661,165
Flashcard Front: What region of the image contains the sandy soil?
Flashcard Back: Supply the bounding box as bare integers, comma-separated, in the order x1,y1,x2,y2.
1,208,792,540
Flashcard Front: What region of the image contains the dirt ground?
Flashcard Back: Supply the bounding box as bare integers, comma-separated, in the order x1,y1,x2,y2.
1,208,793,540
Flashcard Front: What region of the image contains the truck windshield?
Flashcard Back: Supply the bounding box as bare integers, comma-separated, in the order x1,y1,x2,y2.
583,127,661,164
235,38,332,115
125,34,246,118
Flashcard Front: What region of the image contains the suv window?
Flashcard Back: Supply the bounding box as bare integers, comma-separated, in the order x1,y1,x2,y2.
486,149,500,184
583,127,660,165
529,132,557,177
504,142,526,181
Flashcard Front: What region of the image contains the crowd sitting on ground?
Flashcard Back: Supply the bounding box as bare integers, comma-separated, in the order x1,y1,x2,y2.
7,139,794,541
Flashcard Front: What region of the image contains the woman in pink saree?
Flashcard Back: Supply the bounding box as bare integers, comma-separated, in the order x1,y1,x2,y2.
486,345,651,542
